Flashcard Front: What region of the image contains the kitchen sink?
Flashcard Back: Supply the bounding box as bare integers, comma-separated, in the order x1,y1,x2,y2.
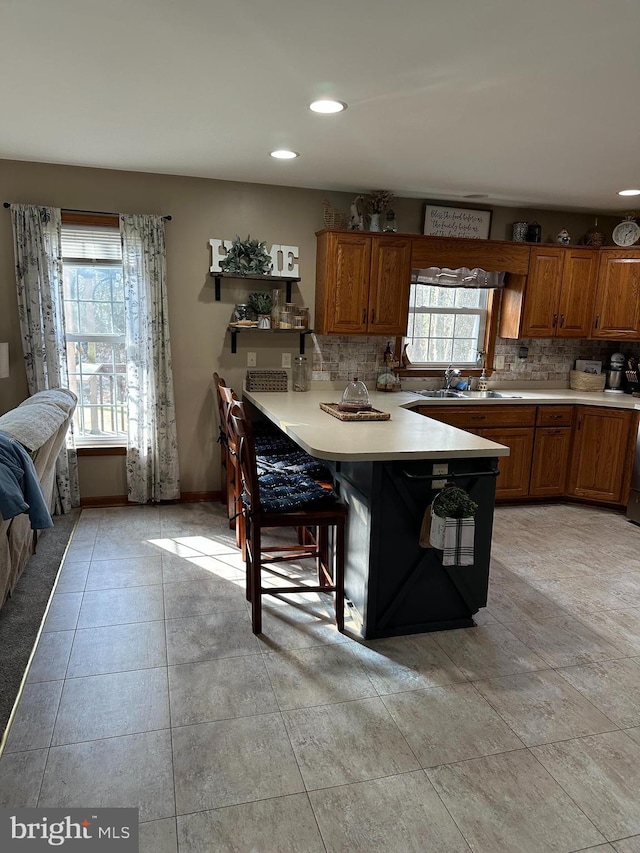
416,389,523,399
458,390,523,399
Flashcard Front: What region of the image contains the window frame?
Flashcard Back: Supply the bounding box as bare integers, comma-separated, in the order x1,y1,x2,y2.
396,288,501,378
61,211,127,447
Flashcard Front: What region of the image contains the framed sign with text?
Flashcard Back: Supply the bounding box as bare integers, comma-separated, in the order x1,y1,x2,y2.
423,205,492,240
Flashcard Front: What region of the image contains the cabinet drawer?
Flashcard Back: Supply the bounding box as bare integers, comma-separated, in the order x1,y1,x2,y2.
419,405,536,429
536,405,574,427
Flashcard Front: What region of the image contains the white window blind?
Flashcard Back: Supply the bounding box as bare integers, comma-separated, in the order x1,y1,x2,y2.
61,225,122,261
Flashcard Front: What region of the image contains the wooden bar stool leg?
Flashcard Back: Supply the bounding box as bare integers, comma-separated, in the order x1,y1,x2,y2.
250,521,262,634
318,526,330,587
335,517,345,632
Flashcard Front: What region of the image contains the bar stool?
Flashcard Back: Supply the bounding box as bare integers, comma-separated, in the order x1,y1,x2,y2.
228,400,347,635
212,373,229,507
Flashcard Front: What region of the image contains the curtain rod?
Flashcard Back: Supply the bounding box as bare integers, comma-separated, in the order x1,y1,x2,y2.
3,202,171,221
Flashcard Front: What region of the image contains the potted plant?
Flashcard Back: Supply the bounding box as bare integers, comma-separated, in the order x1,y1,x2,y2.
248,292,273,328
219,235,273,276
428,486,478,560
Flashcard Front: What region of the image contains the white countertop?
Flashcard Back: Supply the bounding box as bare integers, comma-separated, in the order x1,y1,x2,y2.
242,389,511,462
402,388,640,410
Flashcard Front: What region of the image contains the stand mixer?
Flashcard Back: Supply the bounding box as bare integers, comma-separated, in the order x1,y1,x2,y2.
605,352,625,393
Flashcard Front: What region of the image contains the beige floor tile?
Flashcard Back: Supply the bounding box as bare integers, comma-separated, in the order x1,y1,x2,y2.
3,680,64,753
558,658,640,728
487,578,567,623
26,630,74,682
382,682,523,767
473,606,500,625
177,794,325,853
161,552,244,584
168,656,278,725
263,644,376,710
91,538,165,561
85,556,163,590
428,748,605,853
349,633,467,694
582,608,640,656
474,669,617,746
532,577,629,615
282,697,419,790
532,731,640,842
162,577,246,618
503,614,623,668
54,561,90,594
625,726,640,747
77,584,165,628
42,592,83,632
253,594,349,651
139,818,177,853
431,623,547,680
52,667,169,745
165,611,260,664
38,730,174,822
309,770,470,853
613,837,640,852
605,574,640,609
67,621,167,677
0,749,48,807
172,714,304,814
64,541,95,562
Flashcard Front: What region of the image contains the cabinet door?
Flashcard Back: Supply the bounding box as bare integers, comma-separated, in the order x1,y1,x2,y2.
521,248,564,337
480,427,535,500
557,249,598,338
592,251,640,339
367,237,412,335
568,407,632,503
529,427,572,496
321,233,371,334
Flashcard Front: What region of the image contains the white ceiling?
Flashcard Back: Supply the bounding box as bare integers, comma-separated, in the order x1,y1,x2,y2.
1,0,638,212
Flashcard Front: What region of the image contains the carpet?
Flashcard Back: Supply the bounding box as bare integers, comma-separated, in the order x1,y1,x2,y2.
0,509,79,739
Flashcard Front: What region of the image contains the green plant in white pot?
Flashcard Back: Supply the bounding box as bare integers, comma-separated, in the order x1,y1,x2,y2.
429,487,478,564
249,292,273,328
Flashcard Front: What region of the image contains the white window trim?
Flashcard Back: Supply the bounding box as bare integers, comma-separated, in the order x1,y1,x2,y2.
406,299,488,368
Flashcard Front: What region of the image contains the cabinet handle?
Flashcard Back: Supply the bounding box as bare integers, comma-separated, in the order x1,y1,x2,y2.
594,314,599,329
547,428,562,435
362,308,367,324
560,314,565,327
577,415,582,430
553,313,558,327
550,414,562,419
471,415,487,421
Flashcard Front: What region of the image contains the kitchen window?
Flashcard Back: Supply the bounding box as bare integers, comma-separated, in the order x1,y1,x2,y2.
399,272,501,375
61,219,127,443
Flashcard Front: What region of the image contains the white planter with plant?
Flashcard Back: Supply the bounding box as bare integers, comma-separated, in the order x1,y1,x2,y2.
249,292,273,329
428,487,478,564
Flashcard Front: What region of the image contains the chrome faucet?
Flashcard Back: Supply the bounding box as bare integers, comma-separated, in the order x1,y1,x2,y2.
443,364,461,391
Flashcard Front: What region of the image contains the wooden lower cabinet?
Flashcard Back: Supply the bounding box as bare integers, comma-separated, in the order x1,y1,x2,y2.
529,427,572,496
567,407,634,503
479,428,535,500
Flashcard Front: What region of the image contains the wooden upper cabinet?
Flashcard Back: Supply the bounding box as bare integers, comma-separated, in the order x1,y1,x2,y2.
502,246,598,339
315,230,411,336
521,247,564,336
367,238,412,335
591,250,640,339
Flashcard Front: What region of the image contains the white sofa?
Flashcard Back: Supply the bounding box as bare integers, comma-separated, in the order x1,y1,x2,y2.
0,388,77,608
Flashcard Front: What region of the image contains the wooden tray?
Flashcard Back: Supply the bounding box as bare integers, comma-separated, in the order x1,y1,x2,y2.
320,402,391,421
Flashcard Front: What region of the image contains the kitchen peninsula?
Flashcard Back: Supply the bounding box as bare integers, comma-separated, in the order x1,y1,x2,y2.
242,388,509,639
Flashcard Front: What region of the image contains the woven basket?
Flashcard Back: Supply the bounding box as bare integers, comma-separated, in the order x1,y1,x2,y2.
569,370,606,392
245,370,288,392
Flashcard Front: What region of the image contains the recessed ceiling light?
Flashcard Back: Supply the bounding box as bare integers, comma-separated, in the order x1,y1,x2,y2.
618,188,640,196
270,149,299,159
309,99,347,114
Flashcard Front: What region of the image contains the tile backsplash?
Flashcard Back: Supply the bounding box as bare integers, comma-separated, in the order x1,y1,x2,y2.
311,334,625,385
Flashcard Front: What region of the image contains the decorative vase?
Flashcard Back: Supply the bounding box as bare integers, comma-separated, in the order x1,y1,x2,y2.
257,315,271,329
369,213,381,232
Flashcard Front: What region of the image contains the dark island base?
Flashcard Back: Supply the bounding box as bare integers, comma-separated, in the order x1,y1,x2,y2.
335,457,499,639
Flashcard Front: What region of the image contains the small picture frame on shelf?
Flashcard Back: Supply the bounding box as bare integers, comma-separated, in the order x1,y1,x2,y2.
423,204,492,240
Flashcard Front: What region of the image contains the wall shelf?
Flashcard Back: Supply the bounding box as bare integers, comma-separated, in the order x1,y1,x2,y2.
227,326,312,354
212,272,300,302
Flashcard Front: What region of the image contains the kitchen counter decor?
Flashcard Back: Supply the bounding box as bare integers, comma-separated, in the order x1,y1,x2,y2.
320,402,391,421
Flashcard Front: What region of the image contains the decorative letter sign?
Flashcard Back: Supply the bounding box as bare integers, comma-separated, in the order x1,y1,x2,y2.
210,238,299,276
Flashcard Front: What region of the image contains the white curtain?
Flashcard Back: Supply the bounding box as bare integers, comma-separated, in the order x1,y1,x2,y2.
10,204,79,513
120,214,180,503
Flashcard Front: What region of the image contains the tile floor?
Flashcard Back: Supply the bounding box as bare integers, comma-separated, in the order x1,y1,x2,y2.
1,501,640,852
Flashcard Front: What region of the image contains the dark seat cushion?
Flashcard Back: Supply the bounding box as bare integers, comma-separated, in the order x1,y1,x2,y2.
247,471,338,514
257,449,331,481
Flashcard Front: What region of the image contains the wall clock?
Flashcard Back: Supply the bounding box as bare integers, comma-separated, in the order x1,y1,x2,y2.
612,215,640,247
